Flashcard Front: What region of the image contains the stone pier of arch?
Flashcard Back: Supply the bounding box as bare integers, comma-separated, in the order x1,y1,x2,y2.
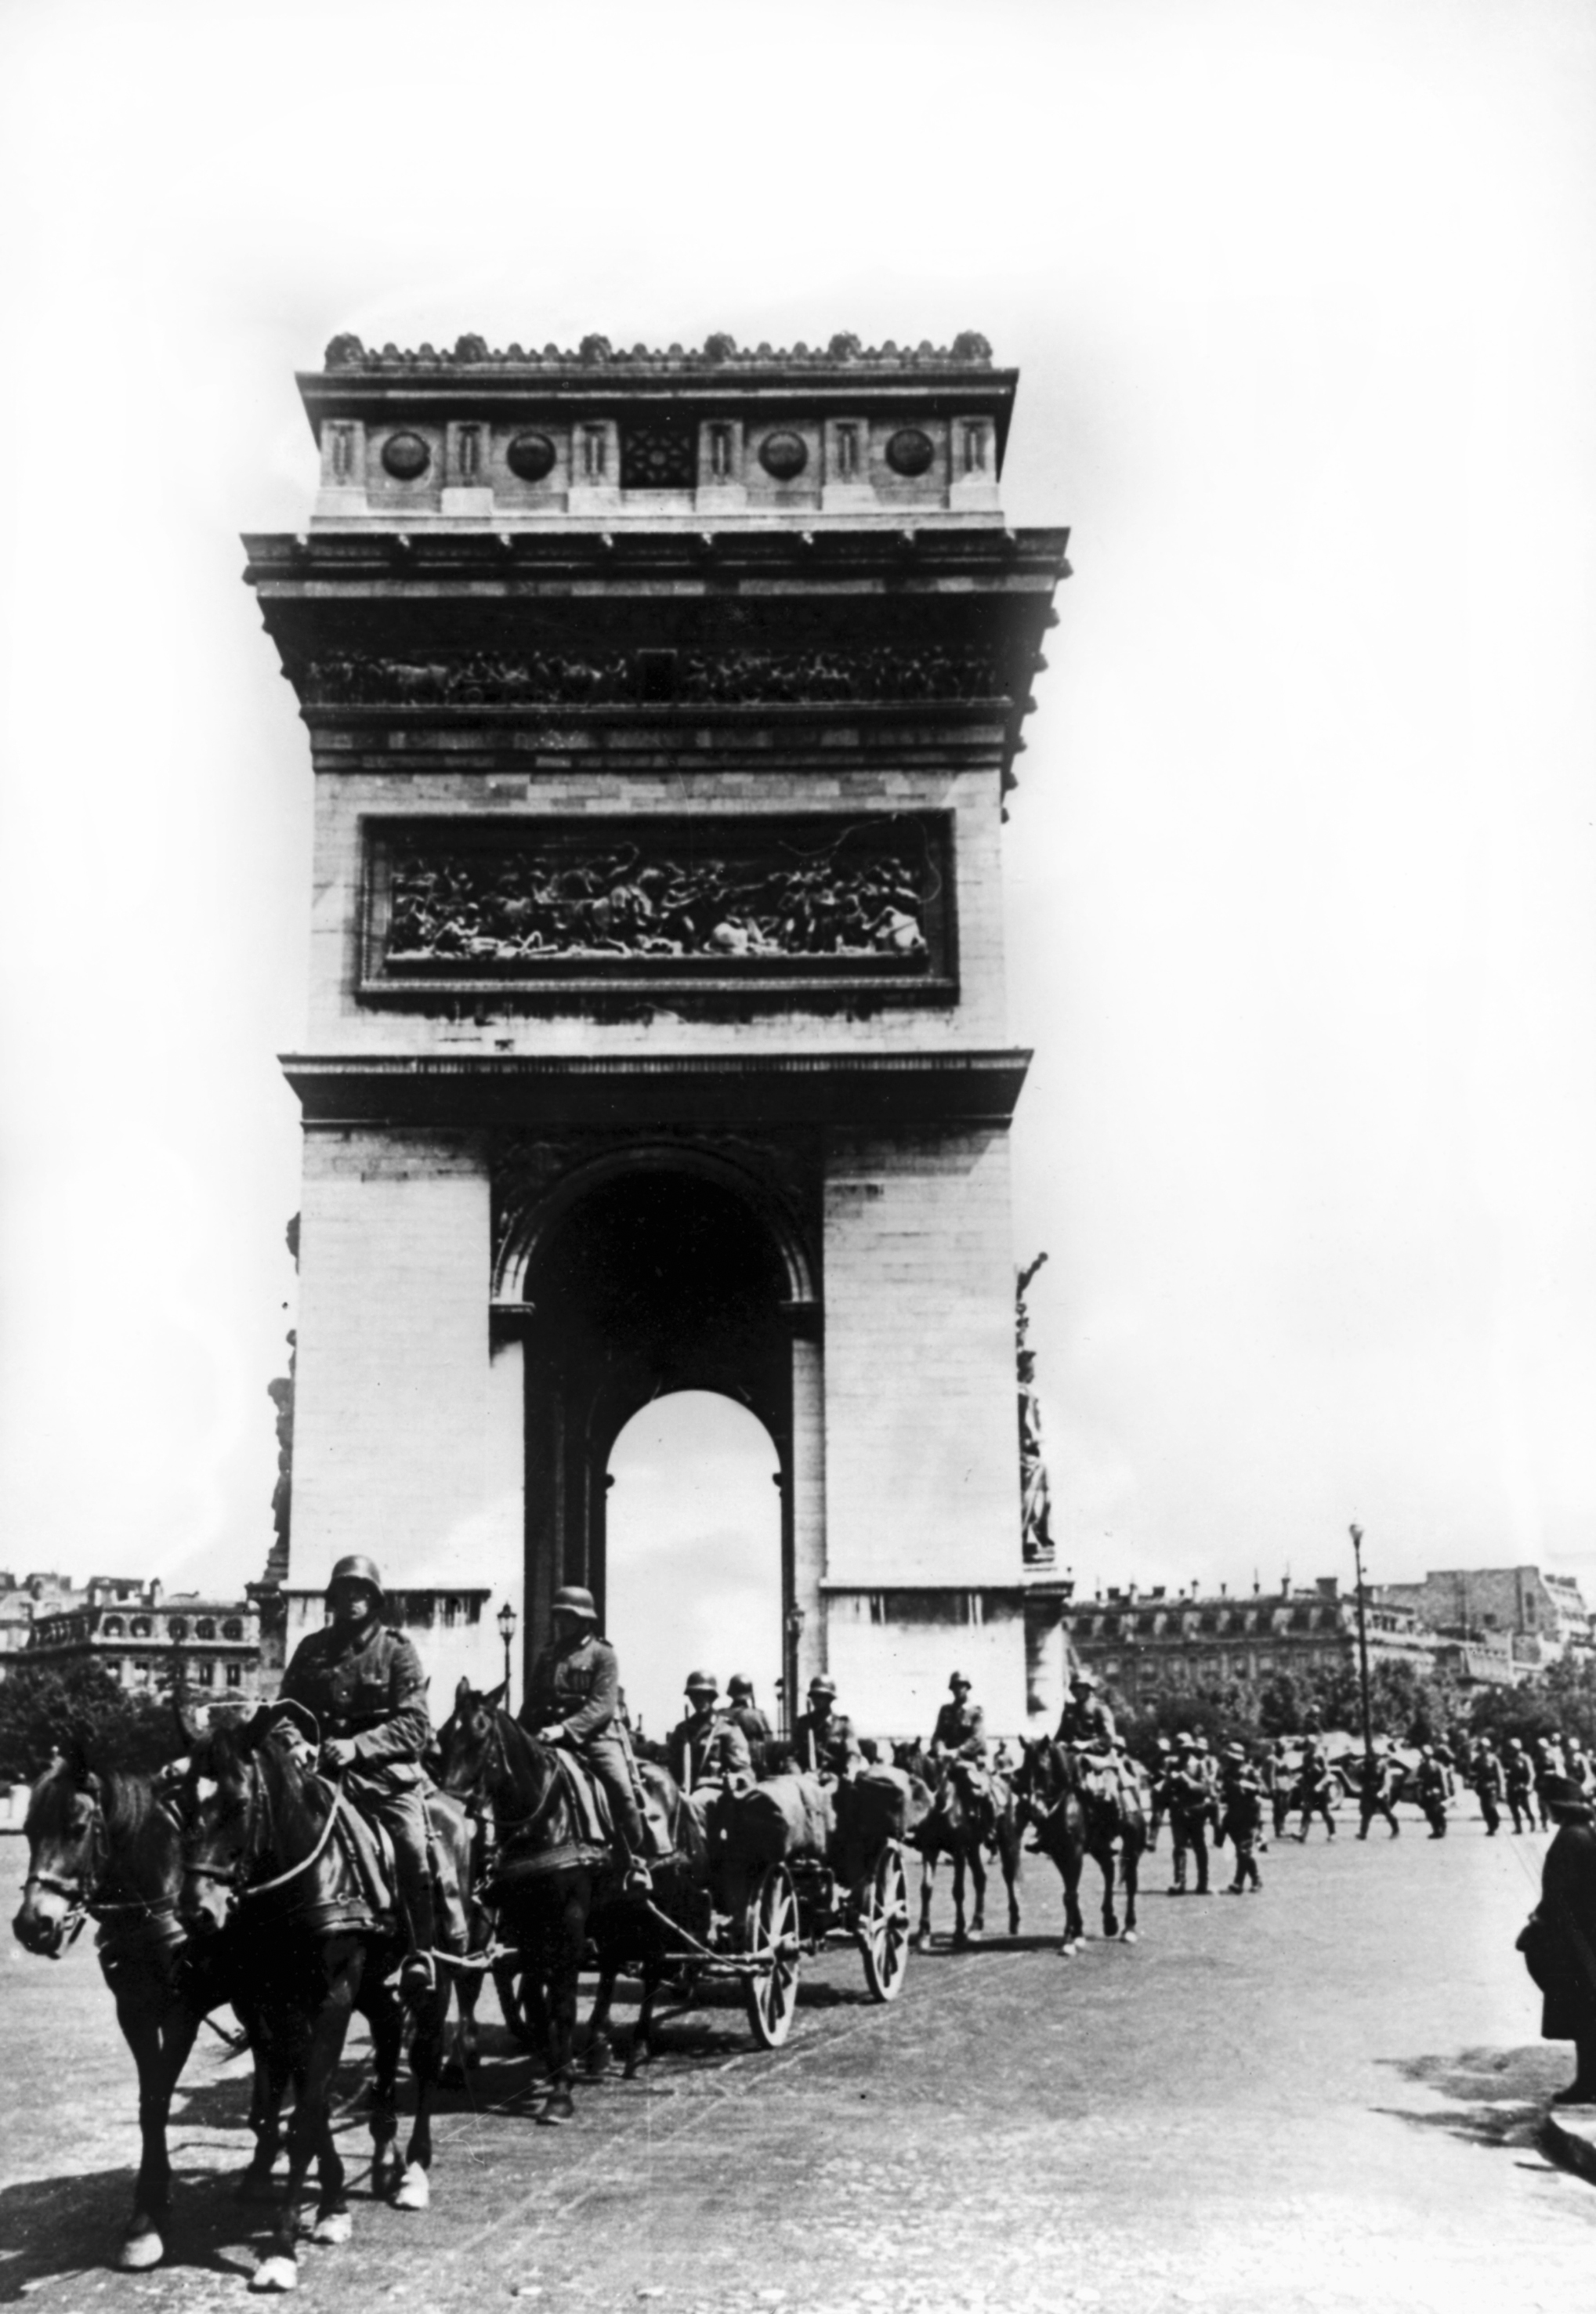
252,330,1071,1738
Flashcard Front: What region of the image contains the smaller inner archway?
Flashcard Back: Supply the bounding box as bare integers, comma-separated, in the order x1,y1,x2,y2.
605,1391,784,1743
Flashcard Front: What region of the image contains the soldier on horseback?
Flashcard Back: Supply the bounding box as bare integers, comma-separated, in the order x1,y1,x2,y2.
1055,1670,1135,1811
277,1553,439,1997
520,1584,652,1892
929,1673,987,1767
792,1675,862,1780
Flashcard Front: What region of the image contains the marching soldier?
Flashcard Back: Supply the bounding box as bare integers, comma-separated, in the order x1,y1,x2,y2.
1505,1735,1536,1834
521,1584,652,1892
1164,1740,1213,1896
1264,1740,1294,1841
667,1672,753,1795
1147,1735,1174,1851
929,1673,988,1766
277,1553,440,1997
791,1675,862,1780
1294,1742,1337,1841
1357,1740,1402,1839
1219,1744,1263,1893
1416,1747,1449,1838
1537,1734,1569,1831
1471,1737,1504,1837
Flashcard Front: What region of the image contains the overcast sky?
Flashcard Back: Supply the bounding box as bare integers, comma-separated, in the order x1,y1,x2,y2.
1,0,1593,1653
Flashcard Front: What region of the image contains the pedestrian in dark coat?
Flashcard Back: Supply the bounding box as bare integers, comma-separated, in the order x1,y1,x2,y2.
1518,1776,1596,2104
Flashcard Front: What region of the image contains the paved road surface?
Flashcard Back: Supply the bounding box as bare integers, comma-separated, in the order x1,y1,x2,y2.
4,1803,1594,2313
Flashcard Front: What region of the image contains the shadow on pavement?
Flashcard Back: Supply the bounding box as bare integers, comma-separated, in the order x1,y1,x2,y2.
1373,2044,1567,2156
0,2164,266,2301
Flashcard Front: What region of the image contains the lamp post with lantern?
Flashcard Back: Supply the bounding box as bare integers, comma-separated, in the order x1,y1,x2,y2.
497,1599,517,1710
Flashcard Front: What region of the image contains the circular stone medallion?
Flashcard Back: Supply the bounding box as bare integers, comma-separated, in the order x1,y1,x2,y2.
506,430,557,483
381,431,431,481
758,429,809,481
885,427,936,478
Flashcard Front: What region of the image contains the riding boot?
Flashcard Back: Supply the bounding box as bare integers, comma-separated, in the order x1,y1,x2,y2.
395,1850,438,1998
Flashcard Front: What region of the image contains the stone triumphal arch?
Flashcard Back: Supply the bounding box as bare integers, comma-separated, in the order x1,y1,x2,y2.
249,329,1069,1731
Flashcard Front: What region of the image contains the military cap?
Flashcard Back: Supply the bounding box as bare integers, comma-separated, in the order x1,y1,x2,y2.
1175,1730,1194,1747
551,1585,598,1621
1069,1668,1098,1689
1195,1736,1211,1752
949,1671,971,1692
1224,1744,1245,1762
326,1553,384,1599
728,1675,754,1698
808,1674,837,1700
685,1670,718,1696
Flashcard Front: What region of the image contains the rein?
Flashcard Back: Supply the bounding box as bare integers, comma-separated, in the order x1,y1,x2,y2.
188,1752,347,1903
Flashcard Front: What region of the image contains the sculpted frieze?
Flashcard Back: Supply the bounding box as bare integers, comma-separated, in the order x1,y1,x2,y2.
296,644,1008,712
367,817,950,980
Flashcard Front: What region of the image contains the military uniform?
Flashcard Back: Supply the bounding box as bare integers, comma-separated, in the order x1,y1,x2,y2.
1219,1758,1263,1892
792,1707,861,1780
1164,1757,1213,1895
1358,1750,1402,1838
930,1698,988,1765
1056,1691,1118,1750
1417,1753,1449,1838
1505,1742,1535,1834
1471,1745,1504,1836
668,1709,753,1794
278,1617,436,1963
1294,1750,1337,1841
521,1628,646,1854
726,1698,774,1768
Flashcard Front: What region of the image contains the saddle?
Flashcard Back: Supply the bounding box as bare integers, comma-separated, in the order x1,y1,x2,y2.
553,1751,677,1868
320,1784,469,1950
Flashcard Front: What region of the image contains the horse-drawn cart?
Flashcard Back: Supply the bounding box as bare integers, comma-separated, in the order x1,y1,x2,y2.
674,1767,919,2046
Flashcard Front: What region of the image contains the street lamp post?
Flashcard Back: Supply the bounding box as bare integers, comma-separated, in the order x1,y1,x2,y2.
1349,1523,1374,1781
497,1599,517,1709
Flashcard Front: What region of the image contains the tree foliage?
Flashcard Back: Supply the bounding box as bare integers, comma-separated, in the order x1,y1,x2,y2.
0,1660,181,1785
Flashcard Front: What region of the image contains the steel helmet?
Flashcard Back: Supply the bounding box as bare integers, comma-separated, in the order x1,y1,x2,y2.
1070,1668,1098,1689
728,1675,754,1699
327,1554,384,1600
685,1670,718,1697
809,1675,837,1700
550,1585,597,1621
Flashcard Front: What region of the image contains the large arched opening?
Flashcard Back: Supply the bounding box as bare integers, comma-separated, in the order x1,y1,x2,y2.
604,1391,783,1744
512,1157,821,1714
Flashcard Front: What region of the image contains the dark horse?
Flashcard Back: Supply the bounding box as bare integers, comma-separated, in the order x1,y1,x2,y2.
1014,1738,1145,1954
180,1718,451,2294
13,1754,278,2271
893,1744,1022,1950
434,1684,708,2116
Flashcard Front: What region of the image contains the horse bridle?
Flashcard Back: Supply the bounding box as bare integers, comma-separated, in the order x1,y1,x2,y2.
185,1748,346,1903
24,1787,183,1950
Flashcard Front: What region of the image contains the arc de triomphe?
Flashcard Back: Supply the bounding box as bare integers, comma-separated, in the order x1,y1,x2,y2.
247,329,1069,1733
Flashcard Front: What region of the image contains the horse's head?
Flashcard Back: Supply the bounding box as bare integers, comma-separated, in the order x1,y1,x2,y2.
13,1751,103,1957
179,1720,261,1940
435,1678,508,1805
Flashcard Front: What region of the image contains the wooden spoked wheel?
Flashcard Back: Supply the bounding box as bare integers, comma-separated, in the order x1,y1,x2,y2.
742,1863,802,2048
859,1840,910,2003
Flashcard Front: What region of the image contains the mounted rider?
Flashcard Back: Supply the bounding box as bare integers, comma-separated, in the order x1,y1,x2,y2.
520,1584,652,1893
1055,1669,1135,1810
791,1675,862,1780
276,1552,437,1997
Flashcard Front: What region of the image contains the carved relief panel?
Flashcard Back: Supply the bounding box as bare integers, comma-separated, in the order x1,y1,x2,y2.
358,813,957,1003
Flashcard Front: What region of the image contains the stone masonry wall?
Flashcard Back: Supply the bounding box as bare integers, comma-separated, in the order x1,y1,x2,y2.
292,1129,494,1590
821,1123,1020,1592
304,752,1008,1056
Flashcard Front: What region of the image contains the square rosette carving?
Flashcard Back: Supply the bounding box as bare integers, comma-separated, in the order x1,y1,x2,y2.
358,813,957,1005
